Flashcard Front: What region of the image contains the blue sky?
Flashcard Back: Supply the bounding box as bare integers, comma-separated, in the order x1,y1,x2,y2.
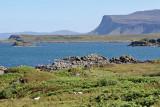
0,0,160,33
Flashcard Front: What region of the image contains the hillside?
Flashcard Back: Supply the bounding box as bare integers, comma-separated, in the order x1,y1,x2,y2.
91,9,160,35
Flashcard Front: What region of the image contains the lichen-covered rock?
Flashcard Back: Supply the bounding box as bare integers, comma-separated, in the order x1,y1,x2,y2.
0,66,7,75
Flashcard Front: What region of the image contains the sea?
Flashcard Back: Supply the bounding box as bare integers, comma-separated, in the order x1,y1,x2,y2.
0,42,160,67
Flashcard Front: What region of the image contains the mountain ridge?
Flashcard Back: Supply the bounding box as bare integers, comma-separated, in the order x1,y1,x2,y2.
1,9,160,39
0,30,81,39
91,9,160,35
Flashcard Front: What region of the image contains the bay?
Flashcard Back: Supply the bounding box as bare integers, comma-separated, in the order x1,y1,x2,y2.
0,42,160,67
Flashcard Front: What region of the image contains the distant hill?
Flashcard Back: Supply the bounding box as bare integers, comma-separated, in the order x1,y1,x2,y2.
20,30,80,36
91,9,160,35
51,30,80,35
0,30,80,39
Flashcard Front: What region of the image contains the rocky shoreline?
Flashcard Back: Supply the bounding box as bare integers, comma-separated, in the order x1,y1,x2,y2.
35,54,148,71
0,54,155,73
129,38,160,47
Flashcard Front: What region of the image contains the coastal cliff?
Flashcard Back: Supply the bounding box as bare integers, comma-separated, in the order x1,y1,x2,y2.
91,9,160,35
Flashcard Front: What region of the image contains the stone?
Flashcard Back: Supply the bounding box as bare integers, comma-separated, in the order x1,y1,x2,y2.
0,66,7,75
36,54,109,71
0,70,4,75
109,55,138,64
149,39,157,44
36,54,142,72
33,97,40,100
157,39,160,43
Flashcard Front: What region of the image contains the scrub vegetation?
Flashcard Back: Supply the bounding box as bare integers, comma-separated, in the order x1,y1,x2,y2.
0,63,160,107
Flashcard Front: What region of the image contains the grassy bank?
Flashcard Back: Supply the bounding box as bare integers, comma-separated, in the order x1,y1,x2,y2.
0,63,160,107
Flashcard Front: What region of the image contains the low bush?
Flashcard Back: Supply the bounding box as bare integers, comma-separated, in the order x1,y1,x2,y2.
97,78,117,87
144,72,160,77
127,77,157,84
68,67,87,76
5,66,36,74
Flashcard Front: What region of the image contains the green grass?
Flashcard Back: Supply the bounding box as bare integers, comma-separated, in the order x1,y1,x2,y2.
0,63,160,107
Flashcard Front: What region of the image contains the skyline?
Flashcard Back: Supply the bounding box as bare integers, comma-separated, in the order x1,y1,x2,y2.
0,0,160,33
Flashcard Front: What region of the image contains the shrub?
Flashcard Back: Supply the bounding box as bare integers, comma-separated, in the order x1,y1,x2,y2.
0,83,28,99
5,66,36,74
97,78,117,87
144,72,160,77
122,91,144,101
136,96,157,107
68,67,85,76
0,87,15,99
128,77,157,84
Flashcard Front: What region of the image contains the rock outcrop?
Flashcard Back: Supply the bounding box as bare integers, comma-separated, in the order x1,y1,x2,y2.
36,54,109,71
129,38,160,46
36,54,140,71
0,66,7,75
109,55,139,64
90,9,160,35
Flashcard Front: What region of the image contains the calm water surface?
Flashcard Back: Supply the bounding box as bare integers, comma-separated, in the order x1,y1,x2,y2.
0,42,160,67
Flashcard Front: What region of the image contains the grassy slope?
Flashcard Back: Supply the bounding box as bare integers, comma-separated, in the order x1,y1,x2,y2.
0,63,160,107
9,33,160,43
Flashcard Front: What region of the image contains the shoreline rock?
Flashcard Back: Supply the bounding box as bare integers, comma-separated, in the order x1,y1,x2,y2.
35,54,141,71
109,55,140,64
36,54,109,71
0,66,7,75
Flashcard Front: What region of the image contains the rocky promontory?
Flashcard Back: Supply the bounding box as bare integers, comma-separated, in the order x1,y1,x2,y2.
9,35,22,41
129,38,160,47
8,35,34,47
36,54,140,71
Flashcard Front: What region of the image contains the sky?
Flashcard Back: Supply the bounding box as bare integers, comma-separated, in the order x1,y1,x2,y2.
0,0,160,33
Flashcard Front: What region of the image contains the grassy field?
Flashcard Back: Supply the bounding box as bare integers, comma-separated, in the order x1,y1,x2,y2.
0,62,160,107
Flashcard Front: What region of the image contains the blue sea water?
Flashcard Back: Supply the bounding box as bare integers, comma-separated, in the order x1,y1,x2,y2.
0,42,160,67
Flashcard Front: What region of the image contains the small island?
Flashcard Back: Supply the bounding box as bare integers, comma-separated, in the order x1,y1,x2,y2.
9,35,34,47
129,38,160,47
